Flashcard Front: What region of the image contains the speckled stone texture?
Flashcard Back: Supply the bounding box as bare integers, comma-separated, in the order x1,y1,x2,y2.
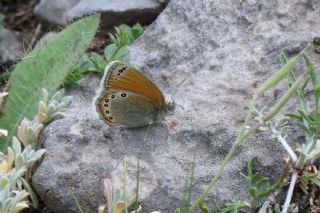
0,29,28,64
32,0,320,212
34,0,166,30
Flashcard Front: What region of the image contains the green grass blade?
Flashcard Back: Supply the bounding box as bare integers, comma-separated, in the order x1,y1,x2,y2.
187,156,196,213
123,160,128,213
135,156,140,213
70,191,85,213
303,54,320,139
0,14,100,150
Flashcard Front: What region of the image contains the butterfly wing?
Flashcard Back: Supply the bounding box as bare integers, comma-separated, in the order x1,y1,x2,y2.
96,91,163,127
99,61,166,109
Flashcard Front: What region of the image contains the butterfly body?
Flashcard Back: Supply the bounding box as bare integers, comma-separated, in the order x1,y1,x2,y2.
95,61,170,127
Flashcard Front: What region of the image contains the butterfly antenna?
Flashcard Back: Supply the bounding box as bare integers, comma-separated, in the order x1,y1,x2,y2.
171,76,190,99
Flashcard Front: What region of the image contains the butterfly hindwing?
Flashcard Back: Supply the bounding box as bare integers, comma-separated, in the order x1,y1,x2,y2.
96,91,160,127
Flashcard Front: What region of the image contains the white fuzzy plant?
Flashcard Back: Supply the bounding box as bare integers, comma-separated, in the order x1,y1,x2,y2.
0,88,72,213
98,161,141,213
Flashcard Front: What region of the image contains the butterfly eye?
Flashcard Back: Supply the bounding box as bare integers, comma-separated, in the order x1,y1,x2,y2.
121,93,127,97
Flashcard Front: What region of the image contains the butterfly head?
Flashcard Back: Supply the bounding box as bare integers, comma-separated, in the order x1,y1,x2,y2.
164,95,175,114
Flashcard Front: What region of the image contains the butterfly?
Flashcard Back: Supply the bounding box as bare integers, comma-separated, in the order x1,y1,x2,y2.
95,61,173,127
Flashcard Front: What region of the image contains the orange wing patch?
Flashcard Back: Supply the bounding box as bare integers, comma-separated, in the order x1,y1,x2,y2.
103,61,165,108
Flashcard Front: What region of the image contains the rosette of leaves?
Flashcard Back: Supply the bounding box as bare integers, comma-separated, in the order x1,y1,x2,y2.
37,88,72,125
65,23,144,86
17,118,43,148
17,88,71,148
98,173,141,213
0,137,45,212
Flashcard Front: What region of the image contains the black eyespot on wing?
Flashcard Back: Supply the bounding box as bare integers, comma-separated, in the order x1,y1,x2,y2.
105,99,109,103
118,66,127,73
104,104,108,107
109,116,113,120
105,110,110,114
121,93,127,97
111,95,115,98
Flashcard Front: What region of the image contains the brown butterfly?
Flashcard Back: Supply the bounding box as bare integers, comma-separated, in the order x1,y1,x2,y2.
95,61,173,127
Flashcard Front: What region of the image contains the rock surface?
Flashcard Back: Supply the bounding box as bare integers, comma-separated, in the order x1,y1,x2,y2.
0,29,27,64
34,0,166,30
32,0,320,212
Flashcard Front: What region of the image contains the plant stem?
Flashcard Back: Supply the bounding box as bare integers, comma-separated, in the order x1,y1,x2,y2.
191,67,308,211
123,160,128,213
190,97,258,211
189,133,243,211
277,135,297,162
190,45,312,211
295,135,315,169
282,170,298,213
135,156,140,213
263,71,309,122
187,155,196,213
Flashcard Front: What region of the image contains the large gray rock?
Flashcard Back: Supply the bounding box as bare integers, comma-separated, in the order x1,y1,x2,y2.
32,0,320,212
0,29,27,64
34,0,166,30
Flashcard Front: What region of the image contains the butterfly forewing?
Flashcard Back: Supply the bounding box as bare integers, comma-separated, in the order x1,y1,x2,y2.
102,61,165,108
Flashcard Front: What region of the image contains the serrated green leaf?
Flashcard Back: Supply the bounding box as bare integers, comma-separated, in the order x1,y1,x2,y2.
79,60,95,73
199,201,211,213
131,23,144,41
241,156,280,202
113,46,129,61
104,44,117,62
90,52,107,72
